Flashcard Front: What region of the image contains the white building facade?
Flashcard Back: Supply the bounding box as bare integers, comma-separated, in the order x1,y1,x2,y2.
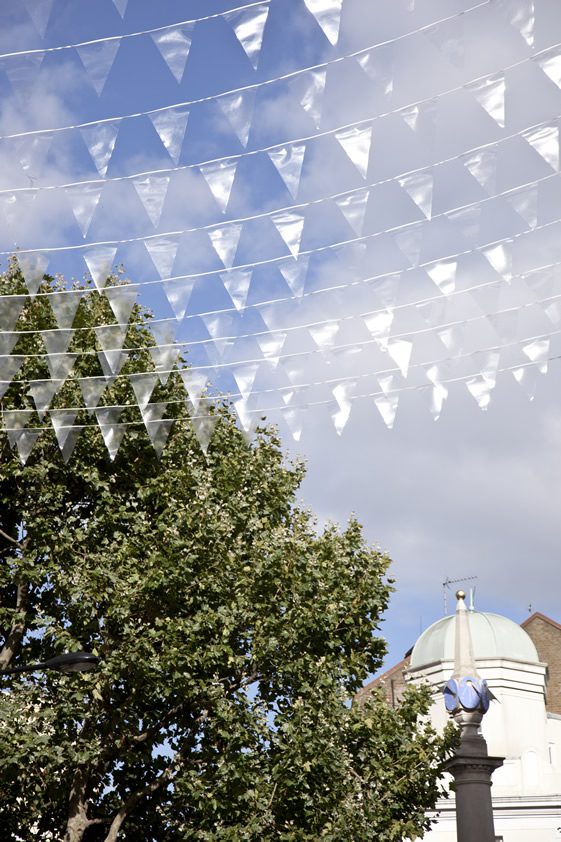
406,610,561,840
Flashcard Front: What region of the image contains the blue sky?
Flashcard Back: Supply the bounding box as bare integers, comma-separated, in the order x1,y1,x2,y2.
1,0,561,669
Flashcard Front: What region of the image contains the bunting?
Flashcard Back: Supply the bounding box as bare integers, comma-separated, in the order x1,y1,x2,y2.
268,144,306,199
224,3,270,69
218,89,256,147
303,0,344,46
80,122,120,177
22,0,54,37
65,184,104,238
208,223,243,268
290,69,327,129
149,107,190,164
199,160,238,213
466,73,505,127
151,25,195,84
133,175,171,227
335,123,373,179
271,211,305,257
77,40,121,96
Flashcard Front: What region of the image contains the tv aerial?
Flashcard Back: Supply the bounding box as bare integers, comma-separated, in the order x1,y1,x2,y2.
442,575,478,615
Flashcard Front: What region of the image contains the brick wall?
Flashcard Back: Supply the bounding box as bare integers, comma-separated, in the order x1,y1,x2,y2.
354,656,411,708
522,613,561,715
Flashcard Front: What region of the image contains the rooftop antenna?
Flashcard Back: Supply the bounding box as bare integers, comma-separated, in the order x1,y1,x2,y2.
442,575,478,615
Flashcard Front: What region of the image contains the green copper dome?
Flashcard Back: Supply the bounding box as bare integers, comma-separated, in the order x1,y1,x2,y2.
410,611,539,669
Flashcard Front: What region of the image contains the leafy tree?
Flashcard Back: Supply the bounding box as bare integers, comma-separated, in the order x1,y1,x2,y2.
0,264,457,841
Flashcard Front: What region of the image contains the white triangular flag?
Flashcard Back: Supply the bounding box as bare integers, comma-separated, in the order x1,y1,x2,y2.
268,144,306,199
437,323,464,353
132,175,170,228
256,331,286,365
426,259,457,295
199,159,238,213
356,46,393,96
77,40,121,96
0,333,19,356
374,394,399,429
290,69,327,128
151,24,194,83
0,193,19,232
331,381,354,435
221,268,252,311
309,321,340,349
393,227,422,265
271,211,305,257
145,235,179,279
22,0,54,36
481,241,512,281
488,309,519,343
416,298,446,327
234,397,257,435
40,328,73,357
334,189,369,235
84,246,118,291
425,17,464,66
0,296,26,331
335,123,372,179
466,73,505,127
498,0,534,46
303,0,343,45
45,352,77,382
224,3,270,69
218,89,256,146
149,107,190,164
2,409,33,446
398,171,433,218
363,310,394,349
512,364,538,400
387,338,412,377
65,183,104,238
17,253,49,297
447,205,481,243
16,133,53,178
191,410,218,454
79,376,113,413
522,337,549,373
13,429,42,465
0,357,24,399
129,372,159,410
103,285,137,325
149,322,180,384
164,277,196,321
1,53,43,102
50,409,80,463
208,223,243,268
233,363,260,400
28,379,60,420
180,370,208,411
466,375,494,410
522,123,559,170
141,402,174,458
80,121,120,176
112,0,128,17
200,312,234,359
544,299,561,326
397,101,436,133
49,290,83,330
429,382,448,420
505,184,538,228
95,324,129,375
462,148,498,193
96,406,125,460
377,373,399,395
535,45,561,90
278,255,310,297
281,405,305,441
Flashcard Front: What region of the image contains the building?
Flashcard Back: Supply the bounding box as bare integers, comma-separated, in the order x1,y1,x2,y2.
359,608,561,840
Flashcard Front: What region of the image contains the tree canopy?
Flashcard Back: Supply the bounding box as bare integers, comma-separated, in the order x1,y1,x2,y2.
0,264,456,841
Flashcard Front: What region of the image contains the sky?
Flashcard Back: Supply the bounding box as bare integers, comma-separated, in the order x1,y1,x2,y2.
1,0,561,670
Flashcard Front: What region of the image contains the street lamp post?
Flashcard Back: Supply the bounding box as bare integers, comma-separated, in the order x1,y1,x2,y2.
0,651,99,676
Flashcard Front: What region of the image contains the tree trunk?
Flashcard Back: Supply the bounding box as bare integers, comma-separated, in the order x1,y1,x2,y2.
64,766,90,842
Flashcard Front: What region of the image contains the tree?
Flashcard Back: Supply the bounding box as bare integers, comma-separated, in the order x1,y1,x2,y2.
0,263,457,841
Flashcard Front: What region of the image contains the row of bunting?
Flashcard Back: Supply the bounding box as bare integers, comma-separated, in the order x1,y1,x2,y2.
0,331,555,465
5,36,561,156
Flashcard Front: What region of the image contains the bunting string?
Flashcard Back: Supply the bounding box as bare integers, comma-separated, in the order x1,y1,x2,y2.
0,28,553,146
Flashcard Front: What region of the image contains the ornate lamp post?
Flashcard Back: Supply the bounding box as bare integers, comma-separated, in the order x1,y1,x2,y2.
443,591,503,842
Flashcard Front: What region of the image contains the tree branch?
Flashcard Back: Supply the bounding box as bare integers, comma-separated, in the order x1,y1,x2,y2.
0,526,22,547
0,582,28,670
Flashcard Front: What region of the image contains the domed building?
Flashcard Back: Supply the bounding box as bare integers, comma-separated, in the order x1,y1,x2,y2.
358,607,561,840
